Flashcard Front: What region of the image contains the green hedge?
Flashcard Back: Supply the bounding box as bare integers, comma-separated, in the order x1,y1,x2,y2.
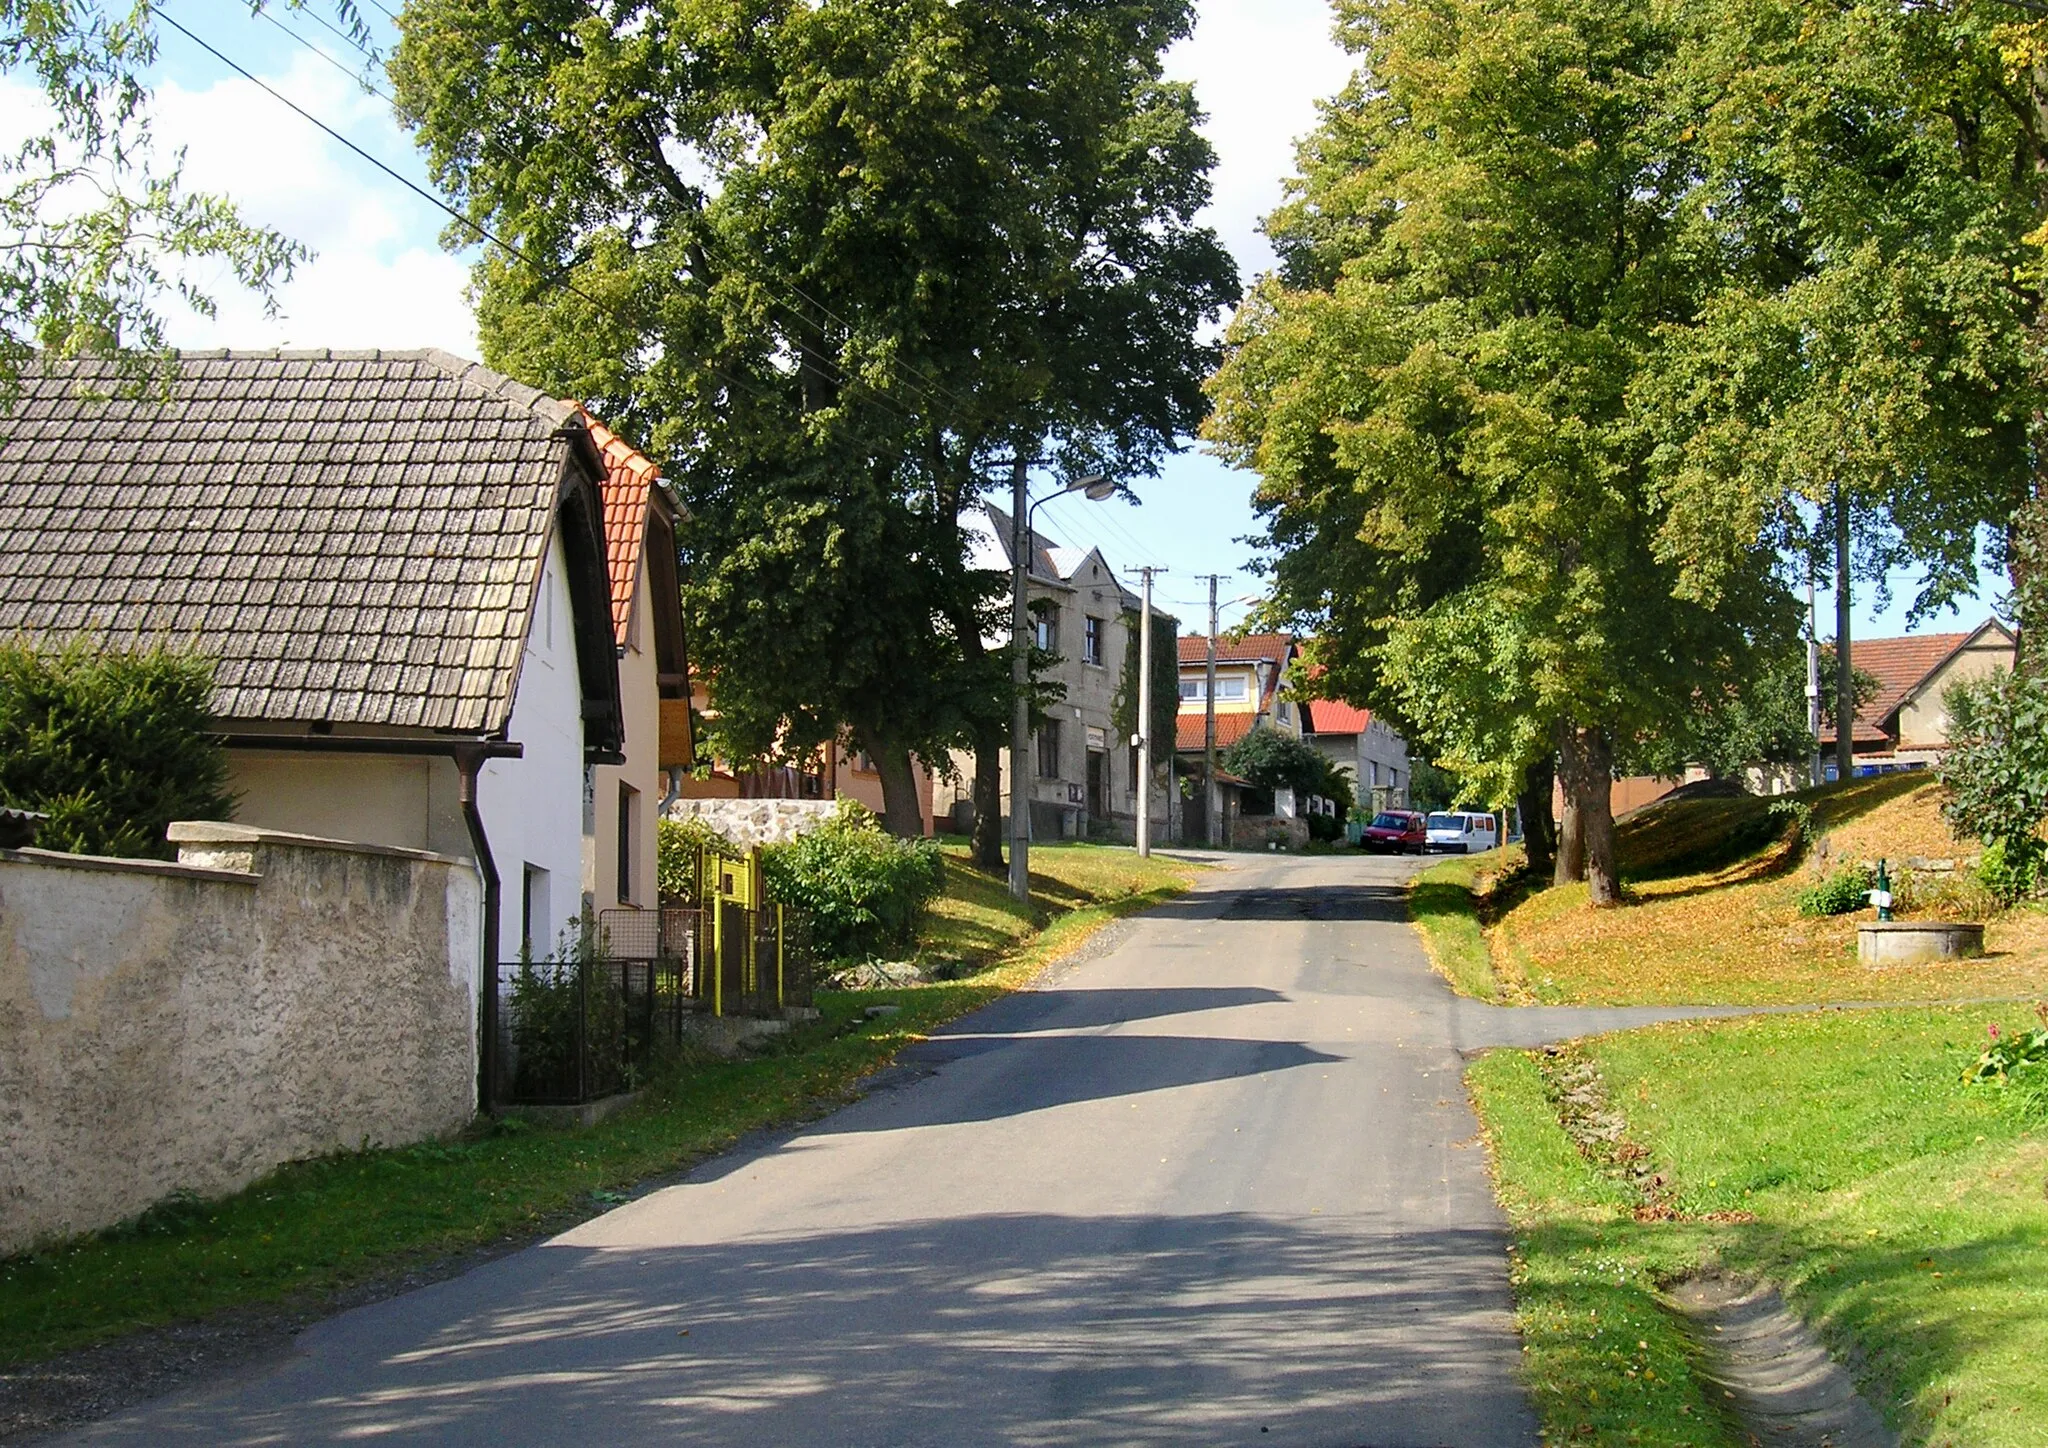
0,638,233,858
761,801,944,961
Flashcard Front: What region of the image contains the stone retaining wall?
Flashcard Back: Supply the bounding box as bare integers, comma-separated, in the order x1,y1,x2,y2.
0,823,479,1255
665,798,840,849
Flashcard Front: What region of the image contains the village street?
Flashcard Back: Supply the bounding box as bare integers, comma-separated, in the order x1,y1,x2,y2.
66,853,1746,1448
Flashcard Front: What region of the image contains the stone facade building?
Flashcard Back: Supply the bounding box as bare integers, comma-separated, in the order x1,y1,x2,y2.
943,506,1175,843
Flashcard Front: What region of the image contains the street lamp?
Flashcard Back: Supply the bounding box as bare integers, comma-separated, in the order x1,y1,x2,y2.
1009,469,1115,903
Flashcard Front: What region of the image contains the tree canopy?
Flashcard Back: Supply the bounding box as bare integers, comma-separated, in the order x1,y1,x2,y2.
0,2,343,397
1207,0,1794,903
391,0,1236,842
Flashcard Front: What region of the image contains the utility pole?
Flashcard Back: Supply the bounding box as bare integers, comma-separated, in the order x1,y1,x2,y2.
1134,567,1164,858
1008,456,1033,903
1833,486,1854,786
1805,564,1821,789
1203,574,1221,847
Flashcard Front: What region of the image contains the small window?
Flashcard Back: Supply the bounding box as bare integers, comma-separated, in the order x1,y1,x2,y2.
521,864,550,957
1034,614,1057,651
617,782,638,904
1083,616,1103,665
1036,721,1062,779
1216,677,1248,702
1179,680,1201,701
1277,700,1291,724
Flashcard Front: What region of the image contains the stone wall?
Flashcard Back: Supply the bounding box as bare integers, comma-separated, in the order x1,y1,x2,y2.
665,797,840,849
1232,815,1311,851
0,823,480,1255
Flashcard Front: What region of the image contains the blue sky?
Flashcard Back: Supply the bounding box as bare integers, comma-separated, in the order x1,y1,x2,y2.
127,1,2008,642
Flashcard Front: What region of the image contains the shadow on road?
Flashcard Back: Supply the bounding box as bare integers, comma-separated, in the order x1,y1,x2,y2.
97,1214,1534,1447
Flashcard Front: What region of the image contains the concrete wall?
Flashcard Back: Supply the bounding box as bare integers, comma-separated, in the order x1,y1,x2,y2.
230,752,472,859
0,823,480,1255
481,531,588,958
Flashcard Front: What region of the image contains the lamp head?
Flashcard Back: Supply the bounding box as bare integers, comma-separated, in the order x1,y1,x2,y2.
1072,474,1116,502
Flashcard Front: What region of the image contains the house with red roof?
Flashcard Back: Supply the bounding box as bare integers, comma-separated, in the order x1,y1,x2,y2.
1818,620,2016,777
576,409,691,918
1304,697,1411,810
1176,632,1304,840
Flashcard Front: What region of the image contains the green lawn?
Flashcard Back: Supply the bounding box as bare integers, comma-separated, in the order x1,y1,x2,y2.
1411,853,1509,1001
0,843,1196,1367
1468,1006,2048,1447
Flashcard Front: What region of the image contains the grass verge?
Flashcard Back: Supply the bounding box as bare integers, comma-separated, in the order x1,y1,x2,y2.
0,844,1196,1368
1411,855,1505,1001
1441,777,2048,1006
1468,1005,2048,1447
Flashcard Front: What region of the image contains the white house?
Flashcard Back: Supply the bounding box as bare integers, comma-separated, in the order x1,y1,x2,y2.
0,348,628,975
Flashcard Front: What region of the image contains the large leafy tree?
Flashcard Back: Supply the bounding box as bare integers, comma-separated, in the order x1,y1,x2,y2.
0,2,339,398
390,0,1236,846
1209,0,1792,905
1636,0,2040,768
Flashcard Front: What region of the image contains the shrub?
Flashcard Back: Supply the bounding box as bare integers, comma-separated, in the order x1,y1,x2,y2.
1977,837,2043,908
1940,669,2048,906
1963,1006,2048,1117
0,637,234,859
760,799,944,961
1796,862,1874,917
1307,810,1342,842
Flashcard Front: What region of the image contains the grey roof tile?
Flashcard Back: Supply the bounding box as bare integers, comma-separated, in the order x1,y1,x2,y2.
0,350,576,732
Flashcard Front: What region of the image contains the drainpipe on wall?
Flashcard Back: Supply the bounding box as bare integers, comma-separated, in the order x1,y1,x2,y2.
455,746,501,1115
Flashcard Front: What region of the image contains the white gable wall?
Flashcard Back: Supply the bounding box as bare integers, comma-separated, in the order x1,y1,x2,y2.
479,530,588,960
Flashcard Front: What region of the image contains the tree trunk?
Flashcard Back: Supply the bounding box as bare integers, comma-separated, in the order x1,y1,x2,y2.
1834,488,1855,784
2010,495,2046,677
1579,727,1620,906
1553,722,1585,886
970,730,1005,870
1518,752,1557,881
1557,723,1620,905
873,740,926,839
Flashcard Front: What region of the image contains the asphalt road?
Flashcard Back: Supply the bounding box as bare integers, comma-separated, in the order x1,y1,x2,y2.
68,850,1742,1447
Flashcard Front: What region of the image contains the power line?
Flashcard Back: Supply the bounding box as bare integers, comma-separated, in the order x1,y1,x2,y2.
161,6,787,413
240,5,926,430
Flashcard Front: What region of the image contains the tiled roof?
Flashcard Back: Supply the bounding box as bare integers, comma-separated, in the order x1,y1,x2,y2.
0,349,582,733
1175,711,1260,752
578,408,660,645
1306,699,1373,735
1816,626,2012,746
1177,632,1295,667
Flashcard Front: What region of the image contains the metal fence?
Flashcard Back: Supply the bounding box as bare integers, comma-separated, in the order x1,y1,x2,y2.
491,894,816,1107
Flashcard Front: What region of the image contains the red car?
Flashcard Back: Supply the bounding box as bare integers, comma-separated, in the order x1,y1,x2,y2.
1360,810,1427,854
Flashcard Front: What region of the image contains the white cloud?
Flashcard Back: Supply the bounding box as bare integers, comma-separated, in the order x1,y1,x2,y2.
1166,0,1356,282
1,47,481,357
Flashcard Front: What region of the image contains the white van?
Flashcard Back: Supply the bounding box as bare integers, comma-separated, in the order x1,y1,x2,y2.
1425,811,1499,854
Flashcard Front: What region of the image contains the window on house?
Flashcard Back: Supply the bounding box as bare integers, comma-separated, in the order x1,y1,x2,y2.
1179,680,1201,701
1217,677,1247,701
1369,761,1381,787
1036,721,1062,779
1083,616,1103,665
617,783,638,904
1277,700,1291,724
521,864,550,958
1034,613,1057,651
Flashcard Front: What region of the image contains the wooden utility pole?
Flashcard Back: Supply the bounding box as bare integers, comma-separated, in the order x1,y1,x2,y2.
1834,487,1855,786
1203,574,1221,847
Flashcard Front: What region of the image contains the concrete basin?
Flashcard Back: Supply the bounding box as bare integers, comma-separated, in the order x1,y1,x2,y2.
1857,920,1985,967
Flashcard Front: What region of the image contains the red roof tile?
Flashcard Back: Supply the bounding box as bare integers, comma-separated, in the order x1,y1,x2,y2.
1306,699,1372,734
1177,632,1295,666
1816,630,1979,747
1175,711,1260,752
577,408,660,646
